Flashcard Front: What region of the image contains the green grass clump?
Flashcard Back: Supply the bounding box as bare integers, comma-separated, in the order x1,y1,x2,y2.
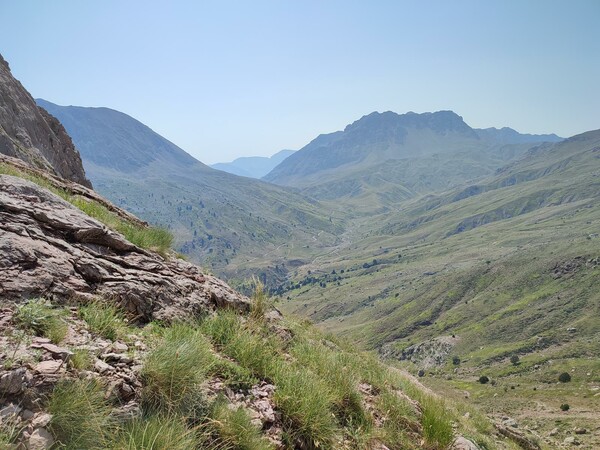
14,299,68,343
69,348,93,370
200,398,274,450
272,363,337,449
290,340,371,429
79,300,126,341
200,310,241,347
110,414,200,450
376,390,419,449
141,324,215,412
249,278,272,322
420,398,454,449
0,415,21,449
48,379,113,449
211,358,259,391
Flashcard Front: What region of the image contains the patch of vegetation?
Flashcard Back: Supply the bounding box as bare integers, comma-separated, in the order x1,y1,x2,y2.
200,397,274,450
478,376,490,384
14,298,68,343
110,414,200,450
48,379,113,449
560,403,570,411
141,323,215,412
558,372,572,383
420,398,454,449
79,299,127,341
69,348,93,370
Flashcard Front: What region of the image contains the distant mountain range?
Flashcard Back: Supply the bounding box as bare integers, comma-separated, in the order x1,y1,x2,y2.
211,150,295,178
37,99,341,283
263,110,562,213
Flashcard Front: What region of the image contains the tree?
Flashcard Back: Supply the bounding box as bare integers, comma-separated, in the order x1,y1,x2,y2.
558,372,572,383
452,356,461,366
478,375,490,384
510,355,520,366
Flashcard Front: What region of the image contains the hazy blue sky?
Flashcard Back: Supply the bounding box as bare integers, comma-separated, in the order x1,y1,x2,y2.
1,1,599,164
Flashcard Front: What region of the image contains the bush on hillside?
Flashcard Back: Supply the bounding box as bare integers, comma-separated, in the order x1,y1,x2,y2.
478,376,490,384
558,372,572,383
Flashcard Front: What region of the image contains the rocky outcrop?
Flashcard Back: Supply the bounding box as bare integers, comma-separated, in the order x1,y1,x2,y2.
0,174,250,321
380,335,459,368
0,53,91,187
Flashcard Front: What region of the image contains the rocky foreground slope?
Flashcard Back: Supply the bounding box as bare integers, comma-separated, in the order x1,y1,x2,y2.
0,153,535,450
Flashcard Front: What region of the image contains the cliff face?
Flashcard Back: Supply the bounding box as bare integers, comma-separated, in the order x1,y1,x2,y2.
0,54,91,187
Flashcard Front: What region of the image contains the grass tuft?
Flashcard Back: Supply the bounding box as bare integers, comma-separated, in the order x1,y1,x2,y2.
141,323,214,412
79,299,127,341
48,379,113,449
200,397,274,450
110,414,200,450
14,298,68,343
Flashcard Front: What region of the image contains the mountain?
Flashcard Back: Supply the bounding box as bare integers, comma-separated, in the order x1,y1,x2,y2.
277,128,600,441
36,99,342,285
211,149,295,178
264,111,562,213
0,55,90,186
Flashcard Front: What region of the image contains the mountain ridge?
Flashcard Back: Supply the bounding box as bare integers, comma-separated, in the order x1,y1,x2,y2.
211,149,295,178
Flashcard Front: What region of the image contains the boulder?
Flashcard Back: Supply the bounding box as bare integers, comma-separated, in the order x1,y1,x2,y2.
0,175,250,322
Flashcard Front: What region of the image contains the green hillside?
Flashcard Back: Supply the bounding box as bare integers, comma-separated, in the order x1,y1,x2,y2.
277,130,600,443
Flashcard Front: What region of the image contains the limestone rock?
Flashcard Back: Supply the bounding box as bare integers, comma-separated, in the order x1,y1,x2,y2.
27,427,54,450
453,436,480,450
0,175,250,322
0,368,27,395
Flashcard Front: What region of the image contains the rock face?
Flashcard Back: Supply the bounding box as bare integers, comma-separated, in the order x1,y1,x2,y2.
0,174,249,321
0,53,91,187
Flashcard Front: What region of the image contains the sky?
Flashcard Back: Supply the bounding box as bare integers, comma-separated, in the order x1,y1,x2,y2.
1,1,599,164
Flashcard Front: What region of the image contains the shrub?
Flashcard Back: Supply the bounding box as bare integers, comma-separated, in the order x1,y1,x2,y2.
110,414,200,450
558,372,572,383
452,356,461,366
478,376,490,384
510,355,520,366
141,324,215,412
48,379,113,449
560,403,570,411
418,369,425,377
79,300,126,341
14,299,68,343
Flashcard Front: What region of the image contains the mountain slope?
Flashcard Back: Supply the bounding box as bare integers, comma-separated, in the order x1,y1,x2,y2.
211,149,295,178
37,99,343,284
0,55,90,186
279,128,600,360
264,111,561,213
